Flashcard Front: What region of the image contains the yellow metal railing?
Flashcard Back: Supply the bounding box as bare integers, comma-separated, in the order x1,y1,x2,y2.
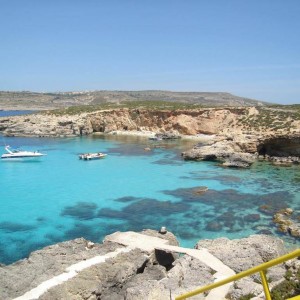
176,248,300,300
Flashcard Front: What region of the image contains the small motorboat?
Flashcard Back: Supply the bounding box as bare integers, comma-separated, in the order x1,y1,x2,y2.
1,145,46,159
79,152,107,160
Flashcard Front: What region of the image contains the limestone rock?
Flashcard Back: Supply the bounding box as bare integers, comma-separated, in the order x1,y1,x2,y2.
125,281,170,300
182,138,256,168
160,255,214,299
40,248,149,300
229,277,263,300
195,235,287,299
196,235,286,271
0,238,121,300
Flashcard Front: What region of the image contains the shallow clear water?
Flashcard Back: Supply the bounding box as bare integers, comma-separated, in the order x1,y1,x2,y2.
0,133,300,264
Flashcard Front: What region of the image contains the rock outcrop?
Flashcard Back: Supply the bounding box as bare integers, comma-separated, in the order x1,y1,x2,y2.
273,208,300,238
182,135,257,168
0,230,297,300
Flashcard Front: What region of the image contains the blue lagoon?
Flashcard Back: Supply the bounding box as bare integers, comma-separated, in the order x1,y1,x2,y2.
0,133,299,264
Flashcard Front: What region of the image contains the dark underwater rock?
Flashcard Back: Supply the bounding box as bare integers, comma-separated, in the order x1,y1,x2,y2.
60,202,98,220
205,221,222,232
244,214,261,223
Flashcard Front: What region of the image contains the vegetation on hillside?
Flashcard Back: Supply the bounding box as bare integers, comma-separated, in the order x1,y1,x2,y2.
0,90,270,109
43,101,206,115
238,105,300,131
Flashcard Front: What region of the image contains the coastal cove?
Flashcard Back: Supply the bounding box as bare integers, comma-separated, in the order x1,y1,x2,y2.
0,131,300,265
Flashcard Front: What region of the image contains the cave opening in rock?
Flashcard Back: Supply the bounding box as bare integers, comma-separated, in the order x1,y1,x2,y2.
257,137,300,157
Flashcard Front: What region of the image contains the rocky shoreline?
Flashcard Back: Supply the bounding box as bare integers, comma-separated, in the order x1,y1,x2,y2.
0,230,299,300
1,106,299,168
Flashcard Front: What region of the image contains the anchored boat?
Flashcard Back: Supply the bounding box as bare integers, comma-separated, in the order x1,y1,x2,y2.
1,145,46,159
79,152,107,160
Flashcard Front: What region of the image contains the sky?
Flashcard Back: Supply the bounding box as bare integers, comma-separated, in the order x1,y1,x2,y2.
0,0,300,104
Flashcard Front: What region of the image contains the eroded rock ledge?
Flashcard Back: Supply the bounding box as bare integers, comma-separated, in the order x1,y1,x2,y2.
182,133,300,167
0,230,299,300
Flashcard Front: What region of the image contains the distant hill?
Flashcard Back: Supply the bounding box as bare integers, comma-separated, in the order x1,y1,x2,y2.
0,90,270,110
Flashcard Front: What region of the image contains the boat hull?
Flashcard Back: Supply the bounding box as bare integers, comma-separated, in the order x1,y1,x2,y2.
1,154,45,159
1,155,46,160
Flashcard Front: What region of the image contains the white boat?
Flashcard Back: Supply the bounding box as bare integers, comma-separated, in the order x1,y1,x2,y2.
79,152,107,160
1,145,46,159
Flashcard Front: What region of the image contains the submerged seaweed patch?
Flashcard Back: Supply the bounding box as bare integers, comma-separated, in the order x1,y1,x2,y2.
164,187,293,212
114,196,140,203
0,236,50,265
163,187,295,236
151,152,184,166
63,222,102,242
107,144,155,157
152,157,184,166
123,199,190,214
60,202,98,220
98,198,195,242
0,222,36,232
97,208,125,219
99,198,190,220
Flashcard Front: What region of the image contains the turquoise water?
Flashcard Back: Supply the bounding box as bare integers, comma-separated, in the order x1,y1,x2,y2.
0,133,300,264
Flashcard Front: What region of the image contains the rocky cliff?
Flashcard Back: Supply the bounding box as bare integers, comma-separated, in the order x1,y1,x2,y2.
1,106,299,137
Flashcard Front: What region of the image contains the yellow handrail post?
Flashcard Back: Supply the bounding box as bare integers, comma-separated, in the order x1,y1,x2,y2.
259,270,271,300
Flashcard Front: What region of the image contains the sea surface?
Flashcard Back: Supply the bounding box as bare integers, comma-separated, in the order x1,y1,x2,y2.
0,113,300,264
0,110,36,117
